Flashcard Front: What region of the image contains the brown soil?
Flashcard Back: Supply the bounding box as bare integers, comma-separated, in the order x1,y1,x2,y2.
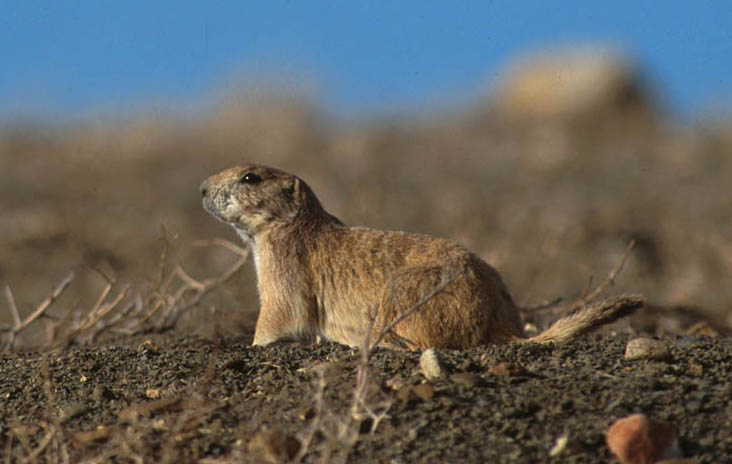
2,325,731,463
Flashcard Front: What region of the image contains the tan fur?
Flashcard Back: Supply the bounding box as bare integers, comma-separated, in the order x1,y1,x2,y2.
200,164,644,350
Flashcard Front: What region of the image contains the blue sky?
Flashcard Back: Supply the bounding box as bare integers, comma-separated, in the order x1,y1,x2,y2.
1,1,731,119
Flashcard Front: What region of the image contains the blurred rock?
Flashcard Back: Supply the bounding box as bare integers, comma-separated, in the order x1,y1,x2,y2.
687,363,703,377
492,46,656,122
248,427,301,463
549,433,569,457
385,374,408,391
137,339,160,354
71,425,112,448
412,384,435,401
420,348,447,380
606,414,680,464
624,337,672,361
487,361,529,377
685,321,719,338
397,384,435,406
450,372,485,388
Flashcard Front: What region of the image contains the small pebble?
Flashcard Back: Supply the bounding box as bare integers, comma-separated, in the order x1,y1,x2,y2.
385,375,408,391
624,338,672,361
687,363,703,377
450,372,485,388
487,361,529,377
295,406,314,421
685,321,719,338
248,428,301,463
412,384,435,401
397,384,435,405
420,348,447,380
676,337,706,347
152,419,166,431
396,387,412,405
523,322,538,335
137,339,160,354
549,433,569,457
457,359,474,371
222,358,248,371
71,425,112,448
606,413,680,464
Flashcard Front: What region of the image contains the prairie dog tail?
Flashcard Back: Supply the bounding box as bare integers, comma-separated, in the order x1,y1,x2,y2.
523,295,645,344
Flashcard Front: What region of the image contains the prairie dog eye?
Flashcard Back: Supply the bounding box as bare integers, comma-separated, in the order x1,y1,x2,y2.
240,173,262,184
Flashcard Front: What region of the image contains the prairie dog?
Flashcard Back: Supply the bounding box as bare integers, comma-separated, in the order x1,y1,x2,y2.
200,164,643,350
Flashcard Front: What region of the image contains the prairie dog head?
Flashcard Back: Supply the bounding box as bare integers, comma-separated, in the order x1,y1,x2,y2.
200,164,314,241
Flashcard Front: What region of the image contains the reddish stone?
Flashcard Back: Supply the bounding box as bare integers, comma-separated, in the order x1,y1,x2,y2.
606,414,679,464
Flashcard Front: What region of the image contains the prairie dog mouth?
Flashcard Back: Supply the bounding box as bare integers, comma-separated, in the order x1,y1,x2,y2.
202,194,234,224
201,196,219,217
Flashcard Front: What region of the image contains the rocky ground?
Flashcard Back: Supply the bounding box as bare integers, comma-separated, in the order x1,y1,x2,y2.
1,320,730,463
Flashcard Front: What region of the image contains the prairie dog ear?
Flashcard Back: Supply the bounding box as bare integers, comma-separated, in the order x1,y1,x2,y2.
287,177,302,201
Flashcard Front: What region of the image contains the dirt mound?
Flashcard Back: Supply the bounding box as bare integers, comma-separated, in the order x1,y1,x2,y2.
1,330,729,462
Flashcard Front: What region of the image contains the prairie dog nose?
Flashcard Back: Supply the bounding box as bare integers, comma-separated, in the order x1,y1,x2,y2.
199,179,210,197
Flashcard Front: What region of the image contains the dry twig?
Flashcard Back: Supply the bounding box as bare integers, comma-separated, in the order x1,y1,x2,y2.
521,240,636,317
2,273,74,351
566,239,636,312
2,239,248,352
521,296,564,313
371,272,460,350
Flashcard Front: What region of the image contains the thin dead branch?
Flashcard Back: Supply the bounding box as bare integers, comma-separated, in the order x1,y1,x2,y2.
39,360,71,464
522,240,636,317
158,244,249,331
2,239,249,352
25,422,57,462
2,273,74,351
567,240,636,312
292,365,327,462
5,285,21,327
521,296,563,313
192,238,248,255
370,271,460,350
